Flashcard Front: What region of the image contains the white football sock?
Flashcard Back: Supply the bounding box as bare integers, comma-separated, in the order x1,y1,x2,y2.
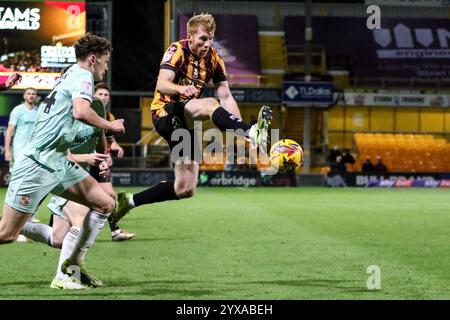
68,211,110,265
20,221,53,247
56,226,80,279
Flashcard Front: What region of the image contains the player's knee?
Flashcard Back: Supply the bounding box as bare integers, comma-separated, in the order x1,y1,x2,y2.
205,98,220,116
51,234,63,248
52,240,63,249
175,185,196,199
94,198,115,214
106,197,116,212
104,199,116,214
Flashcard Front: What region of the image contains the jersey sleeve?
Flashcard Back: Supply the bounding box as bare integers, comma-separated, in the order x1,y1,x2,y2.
212,53,228,84
71,71,93,102
8,106,20,126
160,42,185,73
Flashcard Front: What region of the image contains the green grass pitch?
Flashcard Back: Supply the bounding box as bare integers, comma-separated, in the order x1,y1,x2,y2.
1,187,450,299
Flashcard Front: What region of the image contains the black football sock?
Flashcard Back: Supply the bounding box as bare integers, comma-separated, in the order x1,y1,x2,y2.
212,107,252,134
133,181,179,207
108,215,120,232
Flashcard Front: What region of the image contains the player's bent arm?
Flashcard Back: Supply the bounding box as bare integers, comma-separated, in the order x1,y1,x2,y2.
66,150,107,167
156,69,181,95
216,81,242,118
156,69,197,97
66,150,87,166
73,98,113,129
73,98,123,133
4,124,15,161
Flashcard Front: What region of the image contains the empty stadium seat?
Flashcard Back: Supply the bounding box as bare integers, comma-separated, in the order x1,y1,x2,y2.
354,133,450,173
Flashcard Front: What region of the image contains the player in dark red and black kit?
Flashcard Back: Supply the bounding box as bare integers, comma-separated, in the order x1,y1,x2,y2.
112,13,272,220
0,73,21,91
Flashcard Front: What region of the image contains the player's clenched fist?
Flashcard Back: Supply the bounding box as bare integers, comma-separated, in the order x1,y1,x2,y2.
109,119,125,134
179,85,198,98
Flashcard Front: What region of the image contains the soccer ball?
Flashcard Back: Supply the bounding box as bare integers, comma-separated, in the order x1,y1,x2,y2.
269,139,304,173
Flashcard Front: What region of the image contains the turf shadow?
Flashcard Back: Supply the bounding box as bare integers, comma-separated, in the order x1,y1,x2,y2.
0,280,48,287
0,286,217,299
108,279,196,287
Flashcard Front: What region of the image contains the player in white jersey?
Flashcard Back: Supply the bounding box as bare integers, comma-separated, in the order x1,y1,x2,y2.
0,33,125,288
4,87,38,170
21,99,111,289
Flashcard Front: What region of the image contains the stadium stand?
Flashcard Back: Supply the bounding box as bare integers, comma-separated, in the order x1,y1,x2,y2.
353,133,450,173
135,8,450,175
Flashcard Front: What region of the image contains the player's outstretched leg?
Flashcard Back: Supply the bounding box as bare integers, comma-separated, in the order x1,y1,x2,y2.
111,106,273,223
97,178,135,241
112,192,134,224
199,101,272,149
112,161,199,223
112,180,179,223
248,105,272,149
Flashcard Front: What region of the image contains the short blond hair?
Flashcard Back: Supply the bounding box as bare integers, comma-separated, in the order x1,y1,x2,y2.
187,13,216,35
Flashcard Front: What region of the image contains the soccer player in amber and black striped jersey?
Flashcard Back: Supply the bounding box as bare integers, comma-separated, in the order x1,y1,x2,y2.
112,13,272,221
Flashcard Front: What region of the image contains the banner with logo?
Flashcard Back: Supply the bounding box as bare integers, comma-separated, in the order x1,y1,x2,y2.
179,15,261,85
198,171,297,187
111,170,175,186
327,172,450,187
343,91,450,107
0,1,86,89
283,81,333,106
111,169,297,187
368,178,450,187
284,16,450,78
